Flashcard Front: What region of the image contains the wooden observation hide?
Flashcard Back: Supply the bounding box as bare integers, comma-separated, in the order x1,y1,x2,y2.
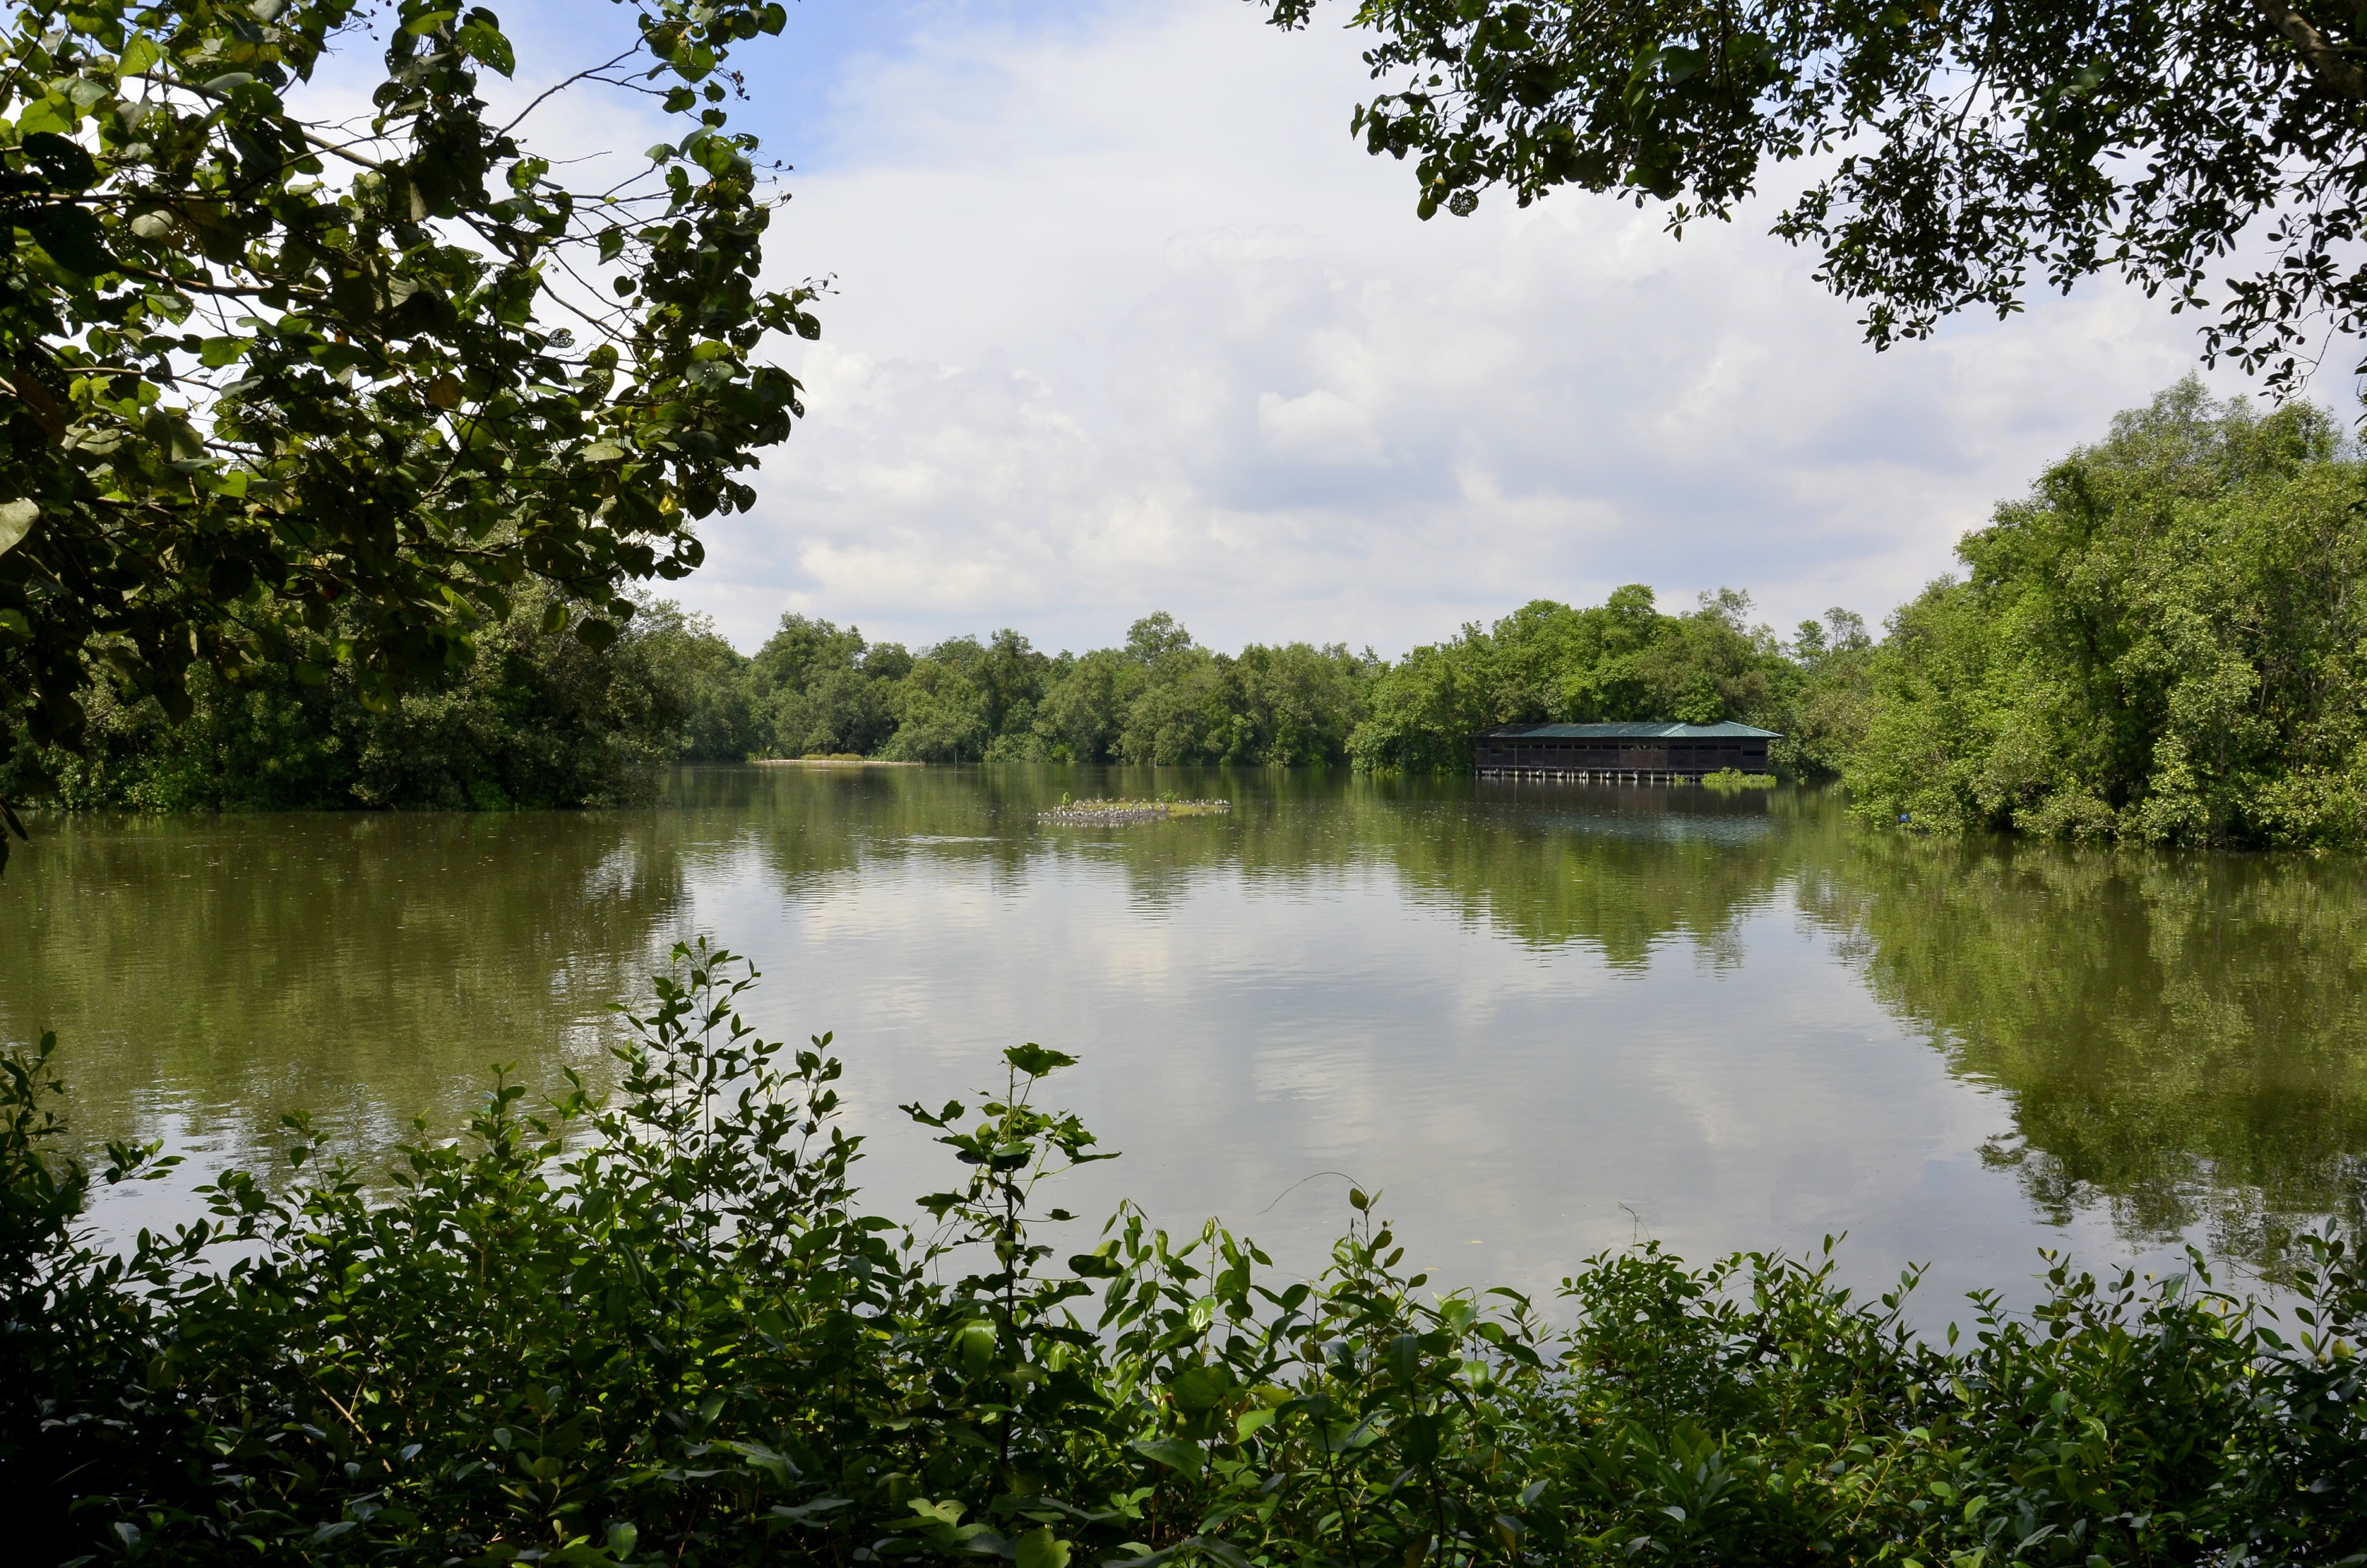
1472,722,1779,783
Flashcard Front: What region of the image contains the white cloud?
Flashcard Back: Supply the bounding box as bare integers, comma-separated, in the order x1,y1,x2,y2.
498,0,2259,657
1257,390,1383,466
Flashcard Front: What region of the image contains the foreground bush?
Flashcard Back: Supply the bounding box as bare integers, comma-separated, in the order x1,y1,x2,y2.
5,947,2366,1566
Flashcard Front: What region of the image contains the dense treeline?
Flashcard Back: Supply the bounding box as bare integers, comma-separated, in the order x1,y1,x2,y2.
0,608,1398,808
740,611,1376,766
31,591,1850,803
8,947,2367,1565
735,594,1862,773
1337,378,2367,850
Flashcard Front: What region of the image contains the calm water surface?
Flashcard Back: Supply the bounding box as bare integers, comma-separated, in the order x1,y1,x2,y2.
8,765,2366,1315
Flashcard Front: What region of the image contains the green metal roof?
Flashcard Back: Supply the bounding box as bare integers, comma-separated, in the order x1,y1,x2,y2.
1477,722,1781,740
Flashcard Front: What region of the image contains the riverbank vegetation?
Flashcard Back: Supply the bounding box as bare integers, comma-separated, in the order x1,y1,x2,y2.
1343,590,1848,775
714,586,1878,783
741,612,1379,768
7,594,754,812
7,593,1834,807
7,944,2367,1565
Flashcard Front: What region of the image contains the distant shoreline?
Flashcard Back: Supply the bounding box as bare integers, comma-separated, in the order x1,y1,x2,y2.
752,758,926,768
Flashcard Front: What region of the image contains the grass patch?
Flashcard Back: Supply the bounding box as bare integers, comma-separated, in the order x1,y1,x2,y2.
1041,795,1233,824
1701,767,1777,790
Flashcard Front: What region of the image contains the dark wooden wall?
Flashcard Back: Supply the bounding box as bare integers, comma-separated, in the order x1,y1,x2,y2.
1473,737,1771,776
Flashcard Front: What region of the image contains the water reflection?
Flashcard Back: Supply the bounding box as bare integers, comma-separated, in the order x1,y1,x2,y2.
1803,837,2367,1263
5,767,2363,1305
1,812,691,1164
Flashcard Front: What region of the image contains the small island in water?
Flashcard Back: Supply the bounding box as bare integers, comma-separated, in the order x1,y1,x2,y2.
1040,794,1233,824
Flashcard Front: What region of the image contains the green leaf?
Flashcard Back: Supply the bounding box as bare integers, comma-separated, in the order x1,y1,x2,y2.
20,132,97,190
1405,1410,1445,1465
721,1439,799,1489
1388,1332,1422,1386
458,10,517,76
1015,1527,1071,1568
0,499,37,556
1004,1042,1077,1078
771,1496,853,1525
116,36,163,79
1133,1436,1206,1477
1186,1538,1253,1568
17,96,75,137
23,205,114,277
1170,1363,1233,1411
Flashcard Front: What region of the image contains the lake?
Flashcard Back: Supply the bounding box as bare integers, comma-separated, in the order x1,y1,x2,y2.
8,764,2365,1317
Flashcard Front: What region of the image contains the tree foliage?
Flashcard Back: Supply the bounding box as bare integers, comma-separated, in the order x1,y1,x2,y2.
1346,586,1802,773
743,612,1380,768
1263,0,2367,393
1844,379,2367,846
8,593,1874,796
0,0,815,863
10,590,748,810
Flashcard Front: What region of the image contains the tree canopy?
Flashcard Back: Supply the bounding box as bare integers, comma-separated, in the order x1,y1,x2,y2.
1842,379,2367,846
1263,0,2367,392
28,590,752,812
744,612,1378,767
0,0,816,864
1347,586,1802,772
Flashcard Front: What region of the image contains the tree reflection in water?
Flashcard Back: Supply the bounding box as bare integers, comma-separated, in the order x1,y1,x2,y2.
1802,836,2367,1266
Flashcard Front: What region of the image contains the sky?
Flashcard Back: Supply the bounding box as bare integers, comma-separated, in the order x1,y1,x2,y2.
466,0,2275,657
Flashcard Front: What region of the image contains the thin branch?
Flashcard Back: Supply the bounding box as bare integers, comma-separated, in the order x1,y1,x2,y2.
544,251,639,340
297,127,393,172
116,264,299,301
496,47,647,139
